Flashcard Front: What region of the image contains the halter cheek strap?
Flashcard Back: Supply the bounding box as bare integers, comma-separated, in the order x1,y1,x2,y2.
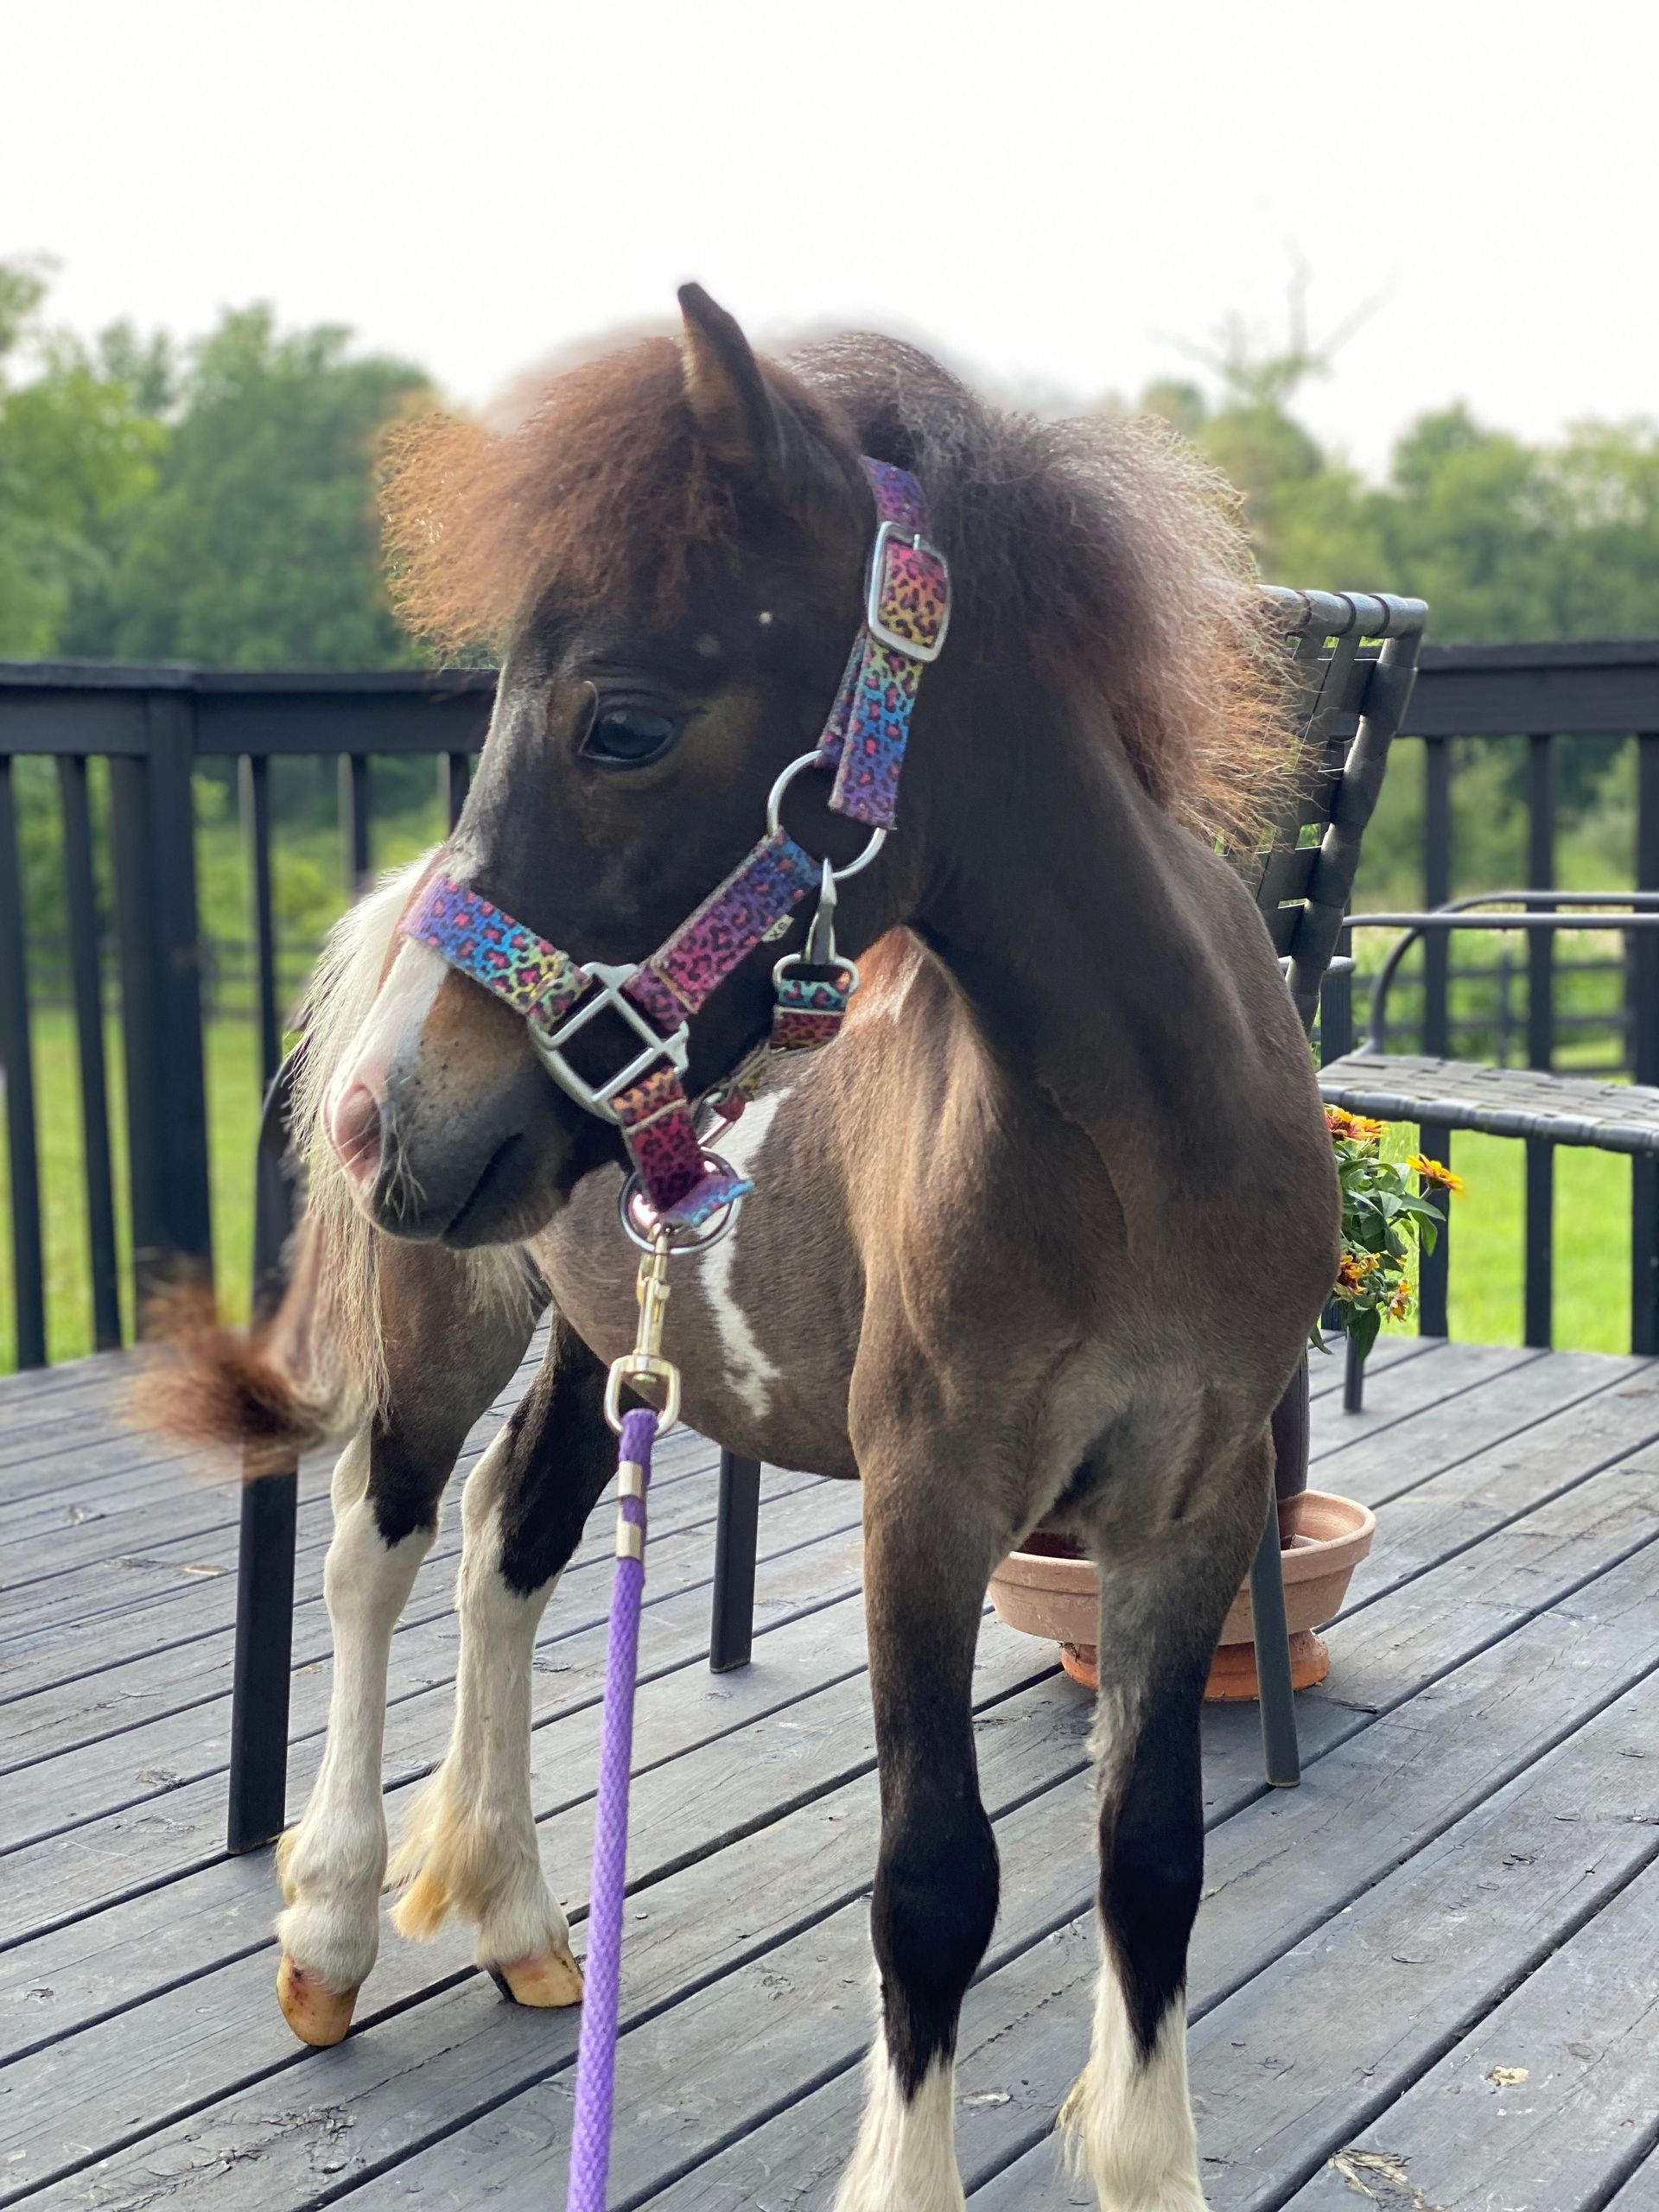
400,456,950,1231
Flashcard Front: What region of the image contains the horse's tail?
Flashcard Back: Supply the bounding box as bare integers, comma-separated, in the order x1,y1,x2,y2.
132,853,461,1466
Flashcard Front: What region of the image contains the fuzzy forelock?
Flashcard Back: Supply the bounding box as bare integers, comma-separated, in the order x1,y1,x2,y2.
383,322,1294,851
382,337,741,650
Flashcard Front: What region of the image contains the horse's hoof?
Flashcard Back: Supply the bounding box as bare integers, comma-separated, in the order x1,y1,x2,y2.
276,1955,359,2046
487,1944,584,2008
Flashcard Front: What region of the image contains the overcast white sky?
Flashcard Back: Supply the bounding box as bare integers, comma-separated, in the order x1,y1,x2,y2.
8,0,1656,474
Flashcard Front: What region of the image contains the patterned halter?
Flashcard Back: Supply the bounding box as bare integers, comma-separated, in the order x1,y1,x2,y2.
400,458,950,1235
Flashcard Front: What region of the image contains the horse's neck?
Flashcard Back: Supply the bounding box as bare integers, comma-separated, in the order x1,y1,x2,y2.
913,699,1237,1140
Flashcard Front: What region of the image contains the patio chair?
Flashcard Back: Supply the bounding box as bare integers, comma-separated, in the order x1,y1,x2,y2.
1319,890,1659,1402
224,586,1427,1853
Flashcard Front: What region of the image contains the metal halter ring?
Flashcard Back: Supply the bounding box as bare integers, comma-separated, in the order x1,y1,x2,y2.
617,1159,747,1256
765,753,887,880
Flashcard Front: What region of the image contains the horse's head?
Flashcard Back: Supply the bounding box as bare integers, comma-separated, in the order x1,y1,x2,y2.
326,287,928,1245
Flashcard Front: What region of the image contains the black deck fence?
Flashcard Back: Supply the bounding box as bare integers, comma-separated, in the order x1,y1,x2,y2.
3,641,1658,1370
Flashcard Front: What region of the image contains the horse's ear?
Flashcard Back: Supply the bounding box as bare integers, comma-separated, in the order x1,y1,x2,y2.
677,283,788,486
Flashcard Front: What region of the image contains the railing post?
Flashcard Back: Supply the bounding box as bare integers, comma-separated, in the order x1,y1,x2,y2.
1633,734,1659,1356
340,753,371,896
58,754,123,1351
1422,734,1452,1054
1524,735,1556,1348
0,756,46,1368
1418,737,1453,1337
109,688,213,1314
239,755,281,1093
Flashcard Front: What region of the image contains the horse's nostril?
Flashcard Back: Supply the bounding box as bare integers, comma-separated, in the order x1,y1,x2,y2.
328,1080,385,1186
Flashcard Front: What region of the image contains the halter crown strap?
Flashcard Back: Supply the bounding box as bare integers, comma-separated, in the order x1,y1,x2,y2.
400,457,949,1228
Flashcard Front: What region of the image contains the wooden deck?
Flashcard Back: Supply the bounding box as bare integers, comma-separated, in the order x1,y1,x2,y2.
3,1335,1659,2211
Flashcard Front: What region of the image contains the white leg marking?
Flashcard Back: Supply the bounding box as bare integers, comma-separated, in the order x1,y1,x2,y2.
699,1089,786,1421
276,1433,431,1992
834,2033,964,2212
389,1429,569,1969
1059,1951,1205,2212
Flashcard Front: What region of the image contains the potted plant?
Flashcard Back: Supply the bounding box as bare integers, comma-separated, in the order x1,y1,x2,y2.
988,1112,1458,1700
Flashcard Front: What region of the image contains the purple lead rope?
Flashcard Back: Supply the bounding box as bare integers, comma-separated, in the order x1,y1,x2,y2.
566,1404,658,2211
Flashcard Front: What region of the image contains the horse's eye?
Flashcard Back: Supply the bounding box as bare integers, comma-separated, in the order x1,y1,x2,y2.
579,702,683,768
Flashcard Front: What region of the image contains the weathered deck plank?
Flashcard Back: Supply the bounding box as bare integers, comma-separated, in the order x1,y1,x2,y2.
1,1338,1656,2212
1279,1853,1659,2212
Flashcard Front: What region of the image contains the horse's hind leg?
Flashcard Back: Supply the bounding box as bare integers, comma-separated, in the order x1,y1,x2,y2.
834,1429,1017,2212
274,1245,535,2047
1061,1428,1270,2212
388,1315,615,2005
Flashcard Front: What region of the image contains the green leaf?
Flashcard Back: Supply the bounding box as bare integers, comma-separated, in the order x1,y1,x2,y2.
1349,1306,1382,1363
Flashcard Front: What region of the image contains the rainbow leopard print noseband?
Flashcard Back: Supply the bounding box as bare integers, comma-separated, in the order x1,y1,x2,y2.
401,458,950,1236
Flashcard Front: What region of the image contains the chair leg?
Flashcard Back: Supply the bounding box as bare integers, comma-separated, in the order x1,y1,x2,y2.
227,1460,299,1851
1255,1359,1307,1789
1250,1499,1300,1788
1344,1332,1365,1413
709,1450,761,1673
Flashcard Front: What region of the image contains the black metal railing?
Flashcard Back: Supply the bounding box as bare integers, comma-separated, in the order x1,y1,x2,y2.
3,641,1658,1370
0,664,491,1368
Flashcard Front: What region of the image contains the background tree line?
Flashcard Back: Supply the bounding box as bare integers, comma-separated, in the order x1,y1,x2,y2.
7,255,1658,671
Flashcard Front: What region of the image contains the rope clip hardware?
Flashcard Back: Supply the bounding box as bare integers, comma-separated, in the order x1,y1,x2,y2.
604,1224,682,1433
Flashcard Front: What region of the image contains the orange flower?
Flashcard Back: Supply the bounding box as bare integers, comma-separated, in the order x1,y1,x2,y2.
1326,1106,1385,1143
1336,1249,1382,1294
1408,1154,1465,1195
1389,1281,1414,1319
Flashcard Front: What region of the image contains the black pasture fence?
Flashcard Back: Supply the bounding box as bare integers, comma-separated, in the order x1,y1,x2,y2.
3,640,1659,1372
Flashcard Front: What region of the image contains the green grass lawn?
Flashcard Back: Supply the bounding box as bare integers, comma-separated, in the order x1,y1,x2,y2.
1382,1125,1630,1351
0,1009,1639,1370
0,1008,264,1370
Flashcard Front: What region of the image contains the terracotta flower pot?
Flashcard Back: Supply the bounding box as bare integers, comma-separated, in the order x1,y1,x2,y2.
987,1490,1376,1703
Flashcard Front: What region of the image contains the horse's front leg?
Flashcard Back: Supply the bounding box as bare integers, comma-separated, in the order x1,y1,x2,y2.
834,1400,1020,2212
273,1245,536,2046
1060,1428,1271,2212
388,1315,614,2005
272,1424,436,2045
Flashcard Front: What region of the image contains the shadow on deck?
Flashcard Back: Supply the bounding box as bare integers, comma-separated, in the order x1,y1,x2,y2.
3,1334,1658,2210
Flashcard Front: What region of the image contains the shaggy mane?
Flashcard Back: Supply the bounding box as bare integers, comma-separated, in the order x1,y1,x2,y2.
383,325,1294,849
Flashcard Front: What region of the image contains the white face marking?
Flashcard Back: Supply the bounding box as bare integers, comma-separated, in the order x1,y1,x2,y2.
327,934,448,1124
699,1090,787,1421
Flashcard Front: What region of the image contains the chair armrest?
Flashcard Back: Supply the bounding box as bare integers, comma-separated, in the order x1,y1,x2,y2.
1345,894,1659,1052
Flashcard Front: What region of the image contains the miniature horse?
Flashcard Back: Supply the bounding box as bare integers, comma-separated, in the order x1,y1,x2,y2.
162,288,1337,2210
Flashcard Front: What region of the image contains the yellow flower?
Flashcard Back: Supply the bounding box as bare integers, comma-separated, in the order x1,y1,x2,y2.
1408,1154,1465,1195
1326,1106,1386,1143
1336,1249,1383,1294
1389,1281,1414,1319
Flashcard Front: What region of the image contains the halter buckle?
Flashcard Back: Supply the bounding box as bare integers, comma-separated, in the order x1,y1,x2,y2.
866,521,951,663
527,961,690,1123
